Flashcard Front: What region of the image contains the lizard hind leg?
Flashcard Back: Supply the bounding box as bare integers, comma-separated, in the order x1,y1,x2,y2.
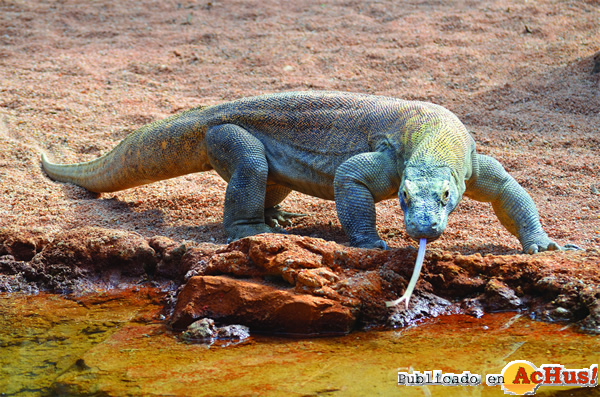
205,124,274,242
264,185,307,228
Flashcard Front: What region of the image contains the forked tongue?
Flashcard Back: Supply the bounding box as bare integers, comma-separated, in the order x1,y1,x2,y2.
385,238,427,310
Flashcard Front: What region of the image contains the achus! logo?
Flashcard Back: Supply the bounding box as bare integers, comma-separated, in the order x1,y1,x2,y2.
485,360,598,395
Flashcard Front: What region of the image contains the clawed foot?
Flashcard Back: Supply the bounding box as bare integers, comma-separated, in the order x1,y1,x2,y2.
354,239,389,250
225,223,275,244
264,204,306,228
525,239,582,254
225,205,305,243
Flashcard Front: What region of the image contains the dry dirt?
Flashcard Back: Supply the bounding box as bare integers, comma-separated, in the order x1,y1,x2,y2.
1,0,599,255
1,0,600,335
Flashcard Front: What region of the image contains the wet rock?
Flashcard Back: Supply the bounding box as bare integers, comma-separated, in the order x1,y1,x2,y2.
535,275,563,296
426,259,487,296
217,324,251,341
168,235,600,334
388,292,457,328
0,255,42,293
483,278,523,311
181,318,218,342
578,286,600,334
0,255,36,277
336,270,388,323
548,307,574,321
181,318,251,345
461,298,485,318
1,228,599,334
170,275,357,335
0,271,40,294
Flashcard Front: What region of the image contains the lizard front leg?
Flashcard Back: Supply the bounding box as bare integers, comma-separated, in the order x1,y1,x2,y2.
465,153,576,254
334,151,400,249
205,124,274,242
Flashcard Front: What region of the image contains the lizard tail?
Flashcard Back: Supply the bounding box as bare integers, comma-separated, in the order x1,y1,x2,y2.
41,107,213,193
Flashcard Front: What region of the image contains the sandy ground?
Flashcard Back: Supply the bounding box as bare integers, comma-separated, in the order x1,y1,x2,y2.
1,0,599,255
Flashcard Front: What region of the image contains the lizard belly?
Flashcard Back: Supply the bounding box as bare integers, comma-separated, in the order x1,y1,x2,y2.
265,146,353,201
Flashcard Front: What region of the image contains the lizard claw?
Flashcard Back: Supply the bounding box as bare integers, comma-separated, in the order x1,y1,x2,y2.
525,240,582,254
526,243,557,255
264,205,306,228
373,240,389,250
352,238,389,250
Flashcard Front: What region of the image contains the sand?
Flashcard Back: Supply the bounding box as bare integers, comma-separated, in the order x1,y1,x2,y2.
1,0,598,255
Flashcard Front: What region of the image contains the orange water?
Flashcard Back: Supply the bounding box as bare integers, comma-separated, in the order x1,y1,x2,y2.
1,290,598,396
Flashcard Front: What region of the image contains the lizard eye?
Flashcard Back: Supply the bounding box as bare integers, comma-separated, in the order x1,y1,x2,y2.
402,180,415,204
441,188,450,205
401,187,411,204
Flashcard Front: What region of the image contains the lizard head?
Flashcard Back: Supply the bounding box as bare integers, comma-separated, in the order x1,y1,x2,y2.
399,166,460,241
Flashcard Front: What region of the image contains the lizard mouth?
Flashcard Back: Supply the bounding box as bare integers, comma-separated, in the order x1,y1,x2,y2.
405,218,446,242
409,235,441,243
405,226,444,242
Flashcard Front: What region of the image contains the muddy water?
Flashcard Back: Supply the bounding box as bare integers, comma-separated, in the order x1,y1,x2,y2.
1,290,598,397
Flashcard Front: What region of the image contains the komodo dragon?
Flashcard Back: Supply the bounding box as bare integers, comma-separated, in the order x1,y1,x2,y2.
41,91,572,255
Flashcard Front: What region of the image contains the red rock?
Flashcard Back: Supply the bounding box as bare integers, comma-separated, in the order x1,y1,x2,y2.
0,227,50,261
483,278,523,311
1,228,599,333
149,237,216,280
37,227,155,277
170,275,357,335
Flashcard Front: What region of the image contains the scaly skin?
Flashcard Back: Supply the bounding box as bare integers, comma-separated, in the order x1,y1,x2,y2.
41,91,572,253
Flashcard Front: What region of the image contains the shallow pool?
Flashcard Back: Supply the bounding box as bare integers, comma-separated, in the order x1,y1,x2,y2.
1,290,598,396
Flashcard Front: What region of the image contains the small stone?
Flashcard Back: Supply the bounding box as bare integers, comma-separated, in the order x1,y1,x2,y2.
181,318,217,342
217,324,250,341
